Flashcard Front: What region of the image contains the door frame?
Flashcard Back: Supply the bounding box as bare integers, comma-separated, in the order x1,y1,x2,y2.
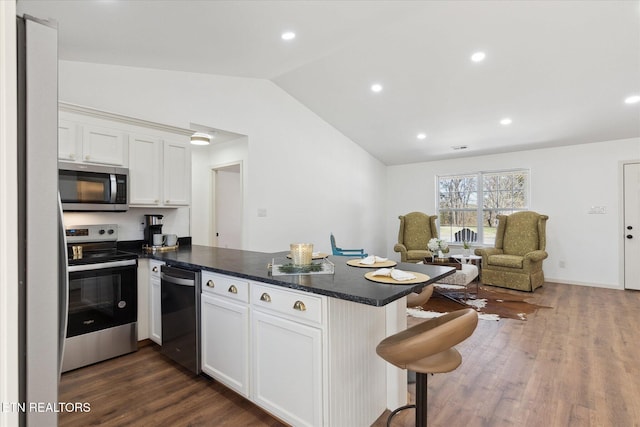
210,160,243,249
619,159,640,290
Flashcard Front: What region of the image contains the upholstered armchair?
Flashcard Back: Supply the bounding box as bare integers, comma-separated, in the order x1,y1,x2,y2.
475,211,549,292
393,212,438,263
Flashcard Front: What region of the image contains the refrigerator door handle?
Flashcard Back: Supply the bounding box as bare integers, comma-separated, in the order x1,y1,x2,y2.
57,192,69,377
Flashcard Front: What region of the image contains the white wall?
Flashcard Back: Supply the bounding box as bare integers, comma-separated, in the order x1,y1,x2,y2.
59,61,388,255
386,138,640,289
62,207,191,242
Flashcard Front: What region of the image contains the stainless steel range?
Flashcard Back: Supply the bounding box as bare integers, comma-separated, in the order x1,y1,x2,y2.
63,224,138,372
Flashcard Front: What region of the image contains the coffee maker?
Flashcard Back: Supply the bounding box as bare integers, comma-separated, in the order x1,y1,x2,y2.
144,214,164,247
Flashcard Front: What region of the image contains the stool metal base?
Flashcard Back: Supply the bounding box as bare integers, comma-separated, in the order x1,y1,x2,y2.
387,372,429,427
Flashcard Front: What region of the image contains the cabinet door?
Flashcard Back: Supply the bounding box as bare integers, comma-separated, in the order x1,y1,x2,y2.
251,310,323,427
162,140,191,206
58,119,78,161
82,124,126,166
149,261,164,345
129,134,162,205
201,293,249,397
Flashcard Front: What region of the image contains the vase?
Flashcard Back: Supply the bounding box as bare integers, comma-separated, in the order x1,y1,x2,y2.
438,250,444,258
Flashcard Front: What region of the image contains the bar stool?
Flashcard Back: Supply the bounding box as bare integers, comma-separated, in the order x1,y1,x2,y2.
406,284,434,308
376,308,478,427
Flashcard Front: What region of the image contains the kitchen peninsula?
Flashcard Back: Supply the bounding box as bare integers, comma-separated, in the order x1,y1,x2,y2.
139,245,455,427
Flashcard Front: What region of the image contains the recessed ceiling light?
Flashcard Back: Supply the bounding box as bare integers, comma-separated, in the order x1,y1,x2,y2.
624,95,640,104
371,83,383,93
500,118,512,126
417,133,427,140
471,51,486,62
281,31,296,41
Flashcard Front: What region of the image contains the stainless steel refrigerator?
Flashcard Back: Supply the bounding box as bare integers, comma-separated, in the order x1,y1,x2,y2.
17,14,67,427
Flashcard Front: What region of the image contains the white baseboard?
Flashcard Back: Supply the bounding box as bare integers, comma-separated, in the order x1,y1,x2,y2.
544,278,623,290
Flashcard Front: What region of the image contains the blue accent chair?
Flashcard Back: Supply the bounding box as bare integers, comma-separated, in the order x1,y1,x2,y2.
330,233,367,258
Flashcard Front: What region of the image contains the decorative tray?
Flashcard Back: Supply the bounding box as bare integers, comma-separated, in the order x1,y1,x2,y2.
346,259,397,268
269,257,335,276
286,252,329,260
142,244,179,253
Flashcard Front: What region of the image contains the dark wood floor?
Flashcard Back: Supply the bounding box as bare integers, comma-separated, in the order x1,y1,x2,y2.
59,343,287,427
60,282,640,427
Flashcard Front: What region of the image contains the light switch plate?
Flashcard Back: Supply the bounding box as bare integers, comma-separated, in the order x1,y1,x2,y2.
587,206,606,214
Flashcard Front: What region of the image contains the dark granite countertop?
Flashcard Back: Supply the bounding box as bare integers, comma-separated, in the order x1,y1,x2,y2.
132,244,456,307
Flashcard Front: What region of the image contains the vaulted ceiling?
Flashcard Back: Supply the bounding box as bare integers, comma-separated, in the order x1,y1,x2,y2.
18,0,640,165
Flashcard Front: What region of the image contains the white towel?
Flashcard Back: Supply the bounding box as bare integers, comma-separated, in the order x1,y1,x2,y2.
372,268,416,281
359,255,388,265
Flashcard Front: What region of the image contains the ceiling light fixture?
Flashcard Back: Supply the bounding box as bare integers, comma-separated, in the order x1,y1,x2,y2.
624,95,640,104
371,83,383,93
417,133,427,140
190,132,212,146
471,51,486,62
500,118,513,126
281,31,296,41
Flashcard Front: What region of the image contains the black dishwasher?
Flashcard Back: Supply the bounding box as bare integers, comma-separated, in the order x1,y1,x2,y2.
160,265,201,374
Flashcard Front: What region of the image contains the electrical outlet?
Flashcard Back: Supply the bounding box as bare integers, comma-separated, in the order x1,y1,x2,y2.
257,208,267,217
559,260,566,268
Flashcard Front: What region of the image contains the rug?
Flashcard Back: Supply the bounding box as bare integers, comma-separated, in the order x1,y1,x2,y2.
407,284,552,321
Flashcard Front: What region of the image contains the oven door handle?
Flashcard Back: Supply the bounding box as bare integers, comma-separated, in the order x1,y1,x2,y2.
68,258,137,272
161,273,195,287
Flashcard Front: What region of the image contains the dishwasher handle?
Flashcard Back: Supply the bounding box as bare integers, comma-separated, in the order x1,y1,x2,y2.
161,272,195,287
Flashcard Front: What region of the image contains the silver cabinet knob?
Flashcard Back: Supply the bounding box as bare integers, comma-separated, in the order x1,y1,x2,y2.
206,280,215,288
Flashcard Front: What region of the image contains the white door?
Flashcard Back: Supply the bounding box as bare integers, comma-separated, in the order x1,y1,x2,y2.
212,164,242,249
624,162,640,290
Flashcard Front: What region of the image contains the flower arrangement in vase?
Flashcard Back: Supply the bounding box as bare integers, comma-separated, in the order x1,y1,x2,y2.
427,238,449,260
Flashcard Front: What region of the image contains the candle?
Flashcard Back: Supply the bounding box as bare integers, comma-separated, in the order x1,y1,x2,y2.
290,243,313,266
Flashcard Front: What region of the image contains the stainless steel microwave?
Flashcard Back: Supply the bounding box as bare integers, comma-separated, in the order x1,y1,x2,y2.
59,162,128,211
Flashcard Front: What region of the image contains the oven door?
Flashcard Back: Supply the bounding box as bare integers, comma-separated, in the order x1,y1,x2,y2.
67,259,137,337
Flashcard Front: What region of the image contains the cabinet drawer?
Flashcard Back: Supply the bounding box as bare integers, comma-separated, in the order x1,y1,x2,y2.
251,284,323,325
202,271,249,303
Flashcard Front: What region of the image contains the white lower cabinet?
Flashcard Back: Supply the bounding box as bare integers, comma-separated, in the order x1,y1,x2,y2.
149,260,165,345
199,273,392,427
201,271,250,397
251,309,323,427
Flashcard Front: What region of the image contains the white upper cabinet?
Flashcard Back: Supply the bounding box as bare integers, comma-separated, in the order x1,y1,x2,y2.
58,112,127,166
81,124,126,166
129,134,162,205
129,137,191,207
162,140,191,206
58,119,78,161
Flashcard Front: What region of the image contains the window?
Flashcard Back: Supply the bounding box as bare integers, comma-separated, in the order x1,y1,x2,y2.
437,169,529,245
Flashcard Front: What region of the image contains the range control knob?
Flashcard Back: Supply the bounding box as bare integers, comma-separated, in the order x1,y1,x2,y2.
99,229,105,235
107,229,115,235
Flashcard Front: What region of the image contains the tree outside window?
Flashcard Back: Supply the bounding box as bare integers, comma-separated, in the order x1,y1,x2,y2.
437,170,529,245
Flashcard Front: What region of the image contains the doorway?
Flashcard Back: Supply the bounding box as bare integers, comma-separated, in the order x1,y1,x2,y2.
623,161,639,290
211,162,242,249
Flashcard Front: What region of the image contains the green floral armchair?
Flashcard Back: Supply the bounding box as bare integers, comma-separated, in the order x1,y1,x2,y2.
475,211,549,292
393,212,438,263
